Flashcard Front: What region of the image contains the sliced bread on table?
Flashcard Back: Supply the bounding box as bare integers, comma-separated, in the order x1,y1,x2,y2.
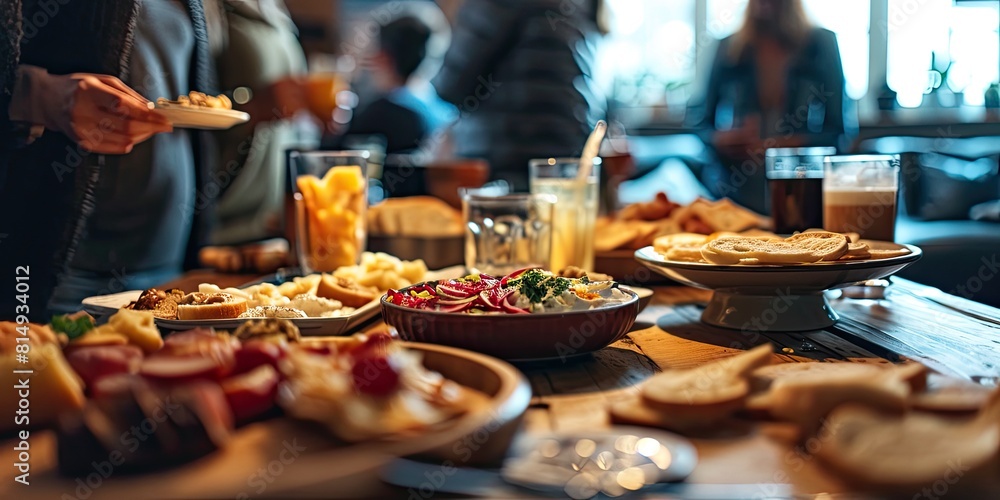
176,293,248,320
785,231,850,261
702,237,824,265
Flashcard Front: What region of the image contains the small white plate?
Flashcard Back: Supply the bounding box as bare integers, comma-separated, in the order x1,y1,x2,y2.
152,104,249,130
82,266,464,336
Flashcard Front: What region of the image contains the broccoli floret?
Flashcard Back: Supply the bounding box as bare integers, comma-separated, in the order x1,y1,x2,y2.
516,270,572,304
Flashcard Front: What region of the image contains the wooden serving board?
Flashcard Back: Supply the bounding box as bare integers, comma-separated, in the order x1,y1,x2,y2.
0,343,531,500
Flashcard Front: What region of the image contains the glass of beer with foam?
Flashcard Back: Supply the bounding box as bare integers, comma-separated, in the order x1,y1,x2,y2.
822,155,900,242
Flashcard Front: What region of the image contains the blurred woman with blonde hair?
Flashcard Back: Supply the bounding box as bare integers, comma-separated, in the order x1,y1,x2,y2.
696,0,849,214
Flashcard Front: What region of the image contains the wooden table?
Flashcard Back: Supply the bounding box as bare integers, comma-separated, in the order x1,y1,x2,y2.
7,273,999,498
498,280,1000,497
155,271,1000,496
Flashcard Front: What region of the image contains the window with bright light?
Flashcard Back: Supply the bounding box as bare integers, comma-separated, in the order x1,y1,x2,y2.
603,0,1000,113
600,0,697,107
886,0,1000,108
604,0,871,107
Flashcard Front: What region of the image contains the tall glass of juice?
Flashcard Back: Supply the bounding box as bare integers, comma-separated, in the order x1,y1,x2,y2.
290,150,369,273
529,157,600,272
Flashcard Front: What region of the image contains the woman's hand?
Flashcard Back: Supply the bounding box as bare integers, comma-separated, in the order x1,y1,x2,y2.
65,74,173,154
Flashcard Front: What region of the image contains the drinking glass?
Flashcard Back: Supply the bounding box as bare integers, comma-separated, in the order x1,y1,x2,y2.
461,190,554,276
529,158,600,272
823,155,900,242
290,151,369,273
766,147,835,234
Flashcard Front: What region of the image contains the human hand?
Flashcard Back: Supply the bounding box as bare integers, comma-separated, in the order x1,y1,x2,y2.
61,74,173,154
236,77,309,125
712,116,762,158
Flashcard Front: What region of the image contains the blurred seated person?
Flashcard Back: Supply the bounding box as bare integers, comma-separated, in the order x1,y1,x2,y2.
431,0,606,191
330,16,453,154
696,0,848,214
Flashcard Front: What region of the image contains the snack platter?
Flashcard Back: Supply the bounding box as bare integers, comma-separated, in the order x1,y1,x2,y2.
0,316,530,498
151,91,249,130
635,233,922,331
82,259,463,336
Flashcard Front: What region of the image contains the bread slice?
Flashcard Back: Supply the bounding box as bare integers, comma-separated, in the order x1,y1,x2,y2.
653,233,708,255
702,237,823,265
641,371,750,415
610,395,735,432
176,293,248,320
368,196,463,237
594,220,640,252
316,275,378,308
688,198,762,232
839,242,871,260
785,232,849,261
868,247,911,260
664,246,706,262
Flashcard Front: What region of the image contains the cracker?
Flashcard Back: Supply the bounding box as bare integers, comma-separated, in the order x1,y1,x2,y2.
868,247,911,260
785,232,850,261
839,242,871,260
702,237,823,265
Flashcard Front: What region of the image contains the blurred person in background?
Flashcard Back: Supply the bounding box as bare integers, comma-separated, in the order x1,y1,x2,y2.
431,0,607,191
210,0,315,245
0,0,309,319
330,15,454,154
695,0,849,214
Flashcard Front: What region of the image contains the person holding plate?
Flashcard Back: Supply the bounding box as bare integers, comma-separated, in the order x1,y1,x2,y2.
0,0,307,320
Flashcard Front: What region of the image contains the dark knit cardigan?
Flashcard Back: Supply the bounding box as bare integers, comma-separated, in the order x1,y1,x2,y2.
0,0,218,320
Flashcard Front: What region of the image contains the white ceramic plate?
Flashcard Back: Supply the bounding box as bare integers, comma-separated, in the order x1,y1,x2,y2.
152,104,249,130
82,266,464,336
634,241,922,331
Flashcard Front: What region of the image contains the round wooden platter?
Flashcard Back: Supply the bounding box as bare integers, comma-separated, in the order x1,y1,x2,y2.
1,342,531,499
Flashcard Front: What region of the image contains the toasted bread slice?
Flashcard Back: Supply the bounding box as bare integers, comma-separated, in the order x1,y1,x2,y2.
868,247,911,260
817,403,999,488
176,293,248,320
785,232,850,261
641,371,750,414
760,373,910,437
316,275,378,308
653,233,709,255
594,220,640,252
664,246,706,262
751,362,887,388
368,196,463,237
640,345,771,412
839,242,871,260
688,198,762,232
610,395,734,431
702,237,823,265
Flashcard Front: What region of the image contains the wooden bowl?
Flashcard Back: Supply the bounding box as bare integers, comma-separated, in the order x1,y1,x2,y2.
382,286,640,362
2,343,530,499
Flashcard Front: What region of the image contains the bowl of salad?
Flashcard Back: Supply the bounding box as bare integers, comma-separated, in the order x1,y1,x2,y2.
380,269,640,361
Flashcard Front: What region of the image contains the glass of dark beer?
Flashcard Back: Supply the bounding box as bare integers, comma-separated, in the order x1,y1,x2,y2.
766,147,835,234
